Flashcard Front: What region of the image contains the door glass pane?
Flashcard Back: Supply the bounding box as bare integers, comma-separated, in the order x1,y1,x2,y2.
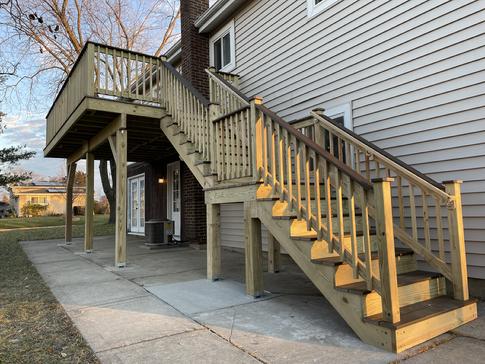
172,169,180,212
131,181,138,228
140,179,145,227
222,33,231,67
214,39,222,70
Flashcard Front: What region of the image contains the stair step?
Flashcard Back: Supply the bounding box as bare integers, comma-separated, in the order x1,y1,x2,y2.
337,270,442,295
290,228,376,241
364,296,478,329
311,248,413,267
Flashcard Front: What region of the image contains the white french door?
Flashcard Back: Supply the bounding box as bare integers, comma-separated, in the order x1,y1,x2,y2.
167,161,181,240
128,174,145,234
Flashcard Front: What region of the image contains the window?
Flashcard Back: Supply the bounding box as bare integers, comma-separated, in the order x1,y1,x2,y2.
210,20,236,72
307,0,339,17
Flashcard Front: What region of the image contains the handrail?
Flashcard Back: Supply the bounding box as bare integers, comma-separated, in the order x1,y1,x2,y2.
257,104,373,191
162,61,210,107
212,105,250,124
310,110,450,200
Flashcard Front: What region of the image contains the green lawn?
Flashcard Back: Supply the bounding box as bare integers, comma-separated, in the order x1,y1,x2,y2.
0,214,109,230
0,221,114,363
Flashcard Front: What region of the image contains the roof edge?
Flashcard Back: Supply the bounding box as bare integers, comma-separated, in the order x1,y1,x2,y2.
195,0,246,33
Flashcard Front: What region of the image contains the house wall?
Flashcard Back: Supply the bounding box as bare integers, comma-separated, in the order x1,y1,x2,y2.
15,194,86,217
213,0,485,278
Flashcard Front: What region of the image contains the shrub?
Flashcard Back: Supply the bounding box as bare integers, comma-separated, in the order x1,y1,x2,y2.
21,203,48,217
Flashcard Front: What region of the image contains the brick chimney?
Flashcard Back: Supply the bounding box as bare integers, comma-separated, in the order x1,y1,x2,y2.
180,0,210,98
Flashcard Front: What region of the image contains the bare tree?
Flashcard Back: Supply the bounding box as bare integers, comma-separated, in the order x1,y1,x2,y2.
0,0,180,223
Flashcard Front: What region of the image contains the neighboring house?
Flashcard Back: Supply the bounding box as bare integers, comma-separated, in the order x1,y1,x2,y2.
10,182,86,217
43,0,483,353
0,201,12,218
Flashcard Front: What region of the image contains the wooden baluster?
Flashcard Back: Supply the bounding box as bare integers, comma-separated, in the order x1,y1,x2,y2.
444,180,469,301
329,131,335,157
277,124,285,200
373,177,400,323
105,47,109,92
96,45,100,92
113,50,118,94
348,179,359,278
270,119,277,189
286,132,294,210
314,154,323,240
365,153,371,181
149,57,153,99
135,54,139,99
422,190,431,251
262,114,269,184
375,160,381,178
127,52,131,98
241,110,248,176
323,159,334,252
355,149,361,174
435,196,445,261
230,114,236,179
336,170,346,259
219,122,224,180
397,176,405,229
338,138,343,162
303,145,312,230
345,142,351,166
361,188,373,291
409,183,418,241
120,50,124,95
295,140,303,219
225,117,230,179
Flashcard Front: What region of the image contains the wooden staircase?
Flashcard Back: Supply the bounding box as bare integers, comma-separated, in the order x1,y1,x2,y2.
152,65,477,352
57,44,476,352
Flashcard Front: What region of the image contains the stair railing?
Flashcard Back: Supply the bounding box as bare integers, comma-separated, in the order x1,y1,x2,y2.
159,60,211,162
294,110,468,301
206,68,250,115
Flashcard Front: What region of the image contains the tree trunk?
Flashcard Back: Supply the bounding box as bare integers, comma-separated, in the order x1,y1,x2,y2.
99,159,116,224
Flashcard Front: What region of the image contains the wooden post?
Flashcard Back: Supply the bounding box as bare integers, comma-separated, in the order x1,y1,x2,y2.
209,103,221,175
86,43,95,97
207,203,222,281
244,201,263,297
65,161,77,244
115,123,128,267
444,180,469,301
373,177,400,323
267,234,281,273
250,96,264,181
84,152,94,253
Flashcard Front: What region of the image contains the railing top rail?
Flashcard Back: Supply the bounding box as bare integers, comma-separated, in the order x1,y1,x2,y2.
88,41,161,60
163,61,210,108
257,104,373,191
212,105,250,123
206,68,250,105
310,110,450,200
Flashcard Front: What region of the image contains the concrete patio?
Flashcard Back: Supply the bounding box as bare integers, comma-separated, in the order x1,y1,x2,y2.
21,235,485,364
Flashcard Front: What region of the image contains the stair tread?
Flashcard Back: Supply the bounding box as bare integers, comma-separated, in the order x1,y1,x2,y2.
274,212,362,220
364,296,478,329
291,229,376,241
337,270,442,294
311,248,413,267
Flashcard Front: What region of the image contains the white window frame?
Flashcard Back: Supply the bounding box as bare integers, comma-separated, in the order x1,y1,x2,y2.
209,19,236,73
325,102,353,130
307,0,339,17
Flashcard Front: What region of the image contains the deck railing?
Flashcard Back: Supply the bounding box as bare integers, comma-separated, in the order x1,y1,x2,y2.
293,111,469,302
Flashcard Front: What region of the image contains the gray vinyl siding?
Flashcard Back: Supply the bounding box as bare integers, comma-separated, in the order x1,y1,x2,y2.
215,0,485,278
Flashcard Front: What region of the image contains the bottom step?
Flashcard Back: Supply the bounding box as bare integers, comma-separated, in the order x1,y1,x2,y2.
365,296,478,352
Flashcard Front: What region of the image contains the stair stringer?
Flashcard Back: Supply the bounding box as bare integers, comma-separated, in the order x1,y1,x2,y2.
160,114,215,189
255,199,395,351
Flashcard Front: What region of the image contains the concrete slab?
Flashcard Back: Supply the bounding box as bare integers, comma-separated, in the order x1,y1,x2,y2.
70,295,201,352
147,279,275,316
49,278,148,311
96,330,260,364
193,295,397,364
403,337,485,363
132,268,207,287
452,300,485,340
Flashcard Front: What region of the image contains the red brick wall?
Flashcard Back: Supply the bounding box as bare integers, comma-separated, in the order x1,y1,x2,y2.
181,162,206,245
181,0,210,98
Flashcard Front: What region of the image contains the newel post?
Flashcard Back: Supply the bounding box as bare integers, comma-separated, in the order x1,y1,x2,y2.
160,56,168,106
209,103,221,175
373,177,400,323
250,96,264,182
444,180,469,301
86,42,95,97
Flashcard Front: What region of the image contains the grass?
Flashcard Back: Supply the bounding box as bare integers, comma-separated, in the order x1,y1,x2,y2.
0,220,115,363
0,214,109,230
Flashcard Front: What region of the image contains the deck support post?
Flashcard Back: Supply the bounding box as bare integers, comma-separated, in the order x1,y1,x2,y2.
84,152,94,253
444,180,469,301
250,96,264,181
115,120,128,267
65,161,77,244
207,203,221,281
373,177,400,324
244,201,263,298
267,234,281,273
